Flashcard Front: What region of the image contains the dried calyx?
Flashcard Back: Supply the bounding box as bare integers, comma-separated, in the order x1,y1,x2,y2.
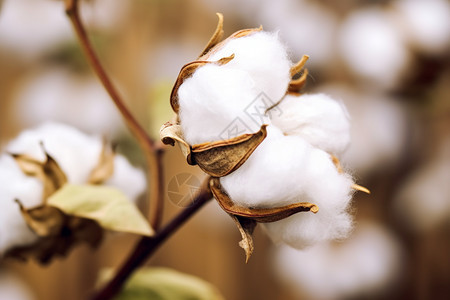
161,14,324,261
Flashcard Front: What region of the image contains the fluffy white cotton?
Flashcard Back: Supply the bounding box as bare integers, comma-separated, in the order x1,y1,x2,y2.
271,93,351,155
0,0,72,58
273,222,404,300
393,140,450,232
221,126,354,249
208,31,291,105
0,122,146,254
13,68,124,137
0,272,35,300
179,64,268,144
339,8,410,88
393,0,450,55
0,155,43,254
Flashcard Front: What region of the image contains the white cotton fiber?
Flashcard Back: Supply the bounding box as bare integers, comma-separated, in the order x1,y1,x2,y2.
0,154,42,255
179,64,268,145
271,93,351,155
208,31,291,107
220,126,354,249
6,122,104,184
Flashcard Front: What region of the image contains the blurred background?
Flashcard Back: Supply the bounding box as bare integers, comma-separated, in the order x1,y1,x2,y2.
0,0,449,299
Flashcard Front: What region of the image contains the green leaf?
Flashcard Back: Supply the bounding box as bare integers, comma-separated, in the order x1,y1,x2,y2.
100,267,224,300
47,184,154,236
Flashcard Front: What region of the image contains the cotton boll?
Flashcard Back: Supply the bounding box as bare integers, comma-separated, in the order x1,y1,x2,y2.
208,31,291,105
0,0,73,59
0,155,42,254
6,122,103,184
13,68,124,138
0,272,35,300
339,8,410,89
273,222,404,300
220,126,354,248
179,64,269,144
105,155,147,202
393,141,450,232
393,0,450,55
271,93,351,155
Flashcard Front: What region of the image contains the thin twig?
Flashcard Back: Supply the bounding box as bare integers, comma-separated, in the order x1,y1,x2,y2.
91,179,213,300
64,0,165,230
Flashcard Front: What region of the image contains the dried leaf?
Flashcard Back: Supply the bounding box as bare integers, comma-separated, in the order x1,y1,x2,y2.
88,139,116,184
15,199,65,237
7,204,103,264
230,215,256,263
47,184,154,236
170,54,235,113
191,125,268,177
210,177,319,222
160,122,192,164
199,13,224,57
99,267,225,300
11,145,68,200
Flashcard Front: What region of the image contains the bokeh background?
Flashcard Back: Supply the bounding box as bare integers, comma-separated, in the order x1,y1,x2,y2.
1,0,449,299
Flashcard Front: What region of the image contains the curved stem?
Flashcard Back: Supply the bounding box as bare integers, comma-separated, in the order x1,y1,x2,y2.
64,0,165,230
91,180,212,300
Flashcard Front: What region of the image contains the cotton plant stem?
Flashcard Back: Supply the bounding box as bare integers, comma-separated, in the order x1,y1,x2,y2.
91,181,213,300
64,0,165,230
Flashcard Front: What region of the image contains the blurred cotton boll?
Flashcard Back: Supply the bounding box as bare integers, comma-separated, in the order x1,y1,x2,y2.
0,0,73,59
12,68,124,138
0,272,35,300
339,8,411,89
393,139,450,233
273,222,404,300
392,0,450,55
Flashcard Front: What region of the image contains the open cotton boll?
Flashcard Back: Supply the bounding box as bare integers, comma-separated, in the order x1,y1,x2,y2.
273,222,403,300
179,64,269,144
0,0,72,59
0,155,43,255
13,68,124,138
271,93,350,155
220,126,354,249
207,31,291,105
393,0,450,55
339,8,410,89
6,122,103,184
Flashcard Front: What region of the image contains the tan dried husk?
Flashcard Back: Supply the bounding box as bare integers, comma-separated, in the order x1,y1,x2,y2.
161,14,321,261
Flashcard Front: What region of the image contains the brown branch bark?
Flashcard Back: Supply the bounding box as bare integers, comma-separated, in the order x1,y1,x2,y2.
64,0,165,230
90,179,213,300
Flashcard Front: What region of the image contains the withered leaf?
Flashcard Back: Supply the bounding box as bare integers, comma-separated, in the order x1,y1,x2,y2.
11,144,68,200
15,199,65,237
88,139,116,184
170,54,235,113
160,122,192,164
47,184,154,236
6,212,103,264
199,13,224,58
191,125,268,177
210,177,319,223
230,215,256,263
